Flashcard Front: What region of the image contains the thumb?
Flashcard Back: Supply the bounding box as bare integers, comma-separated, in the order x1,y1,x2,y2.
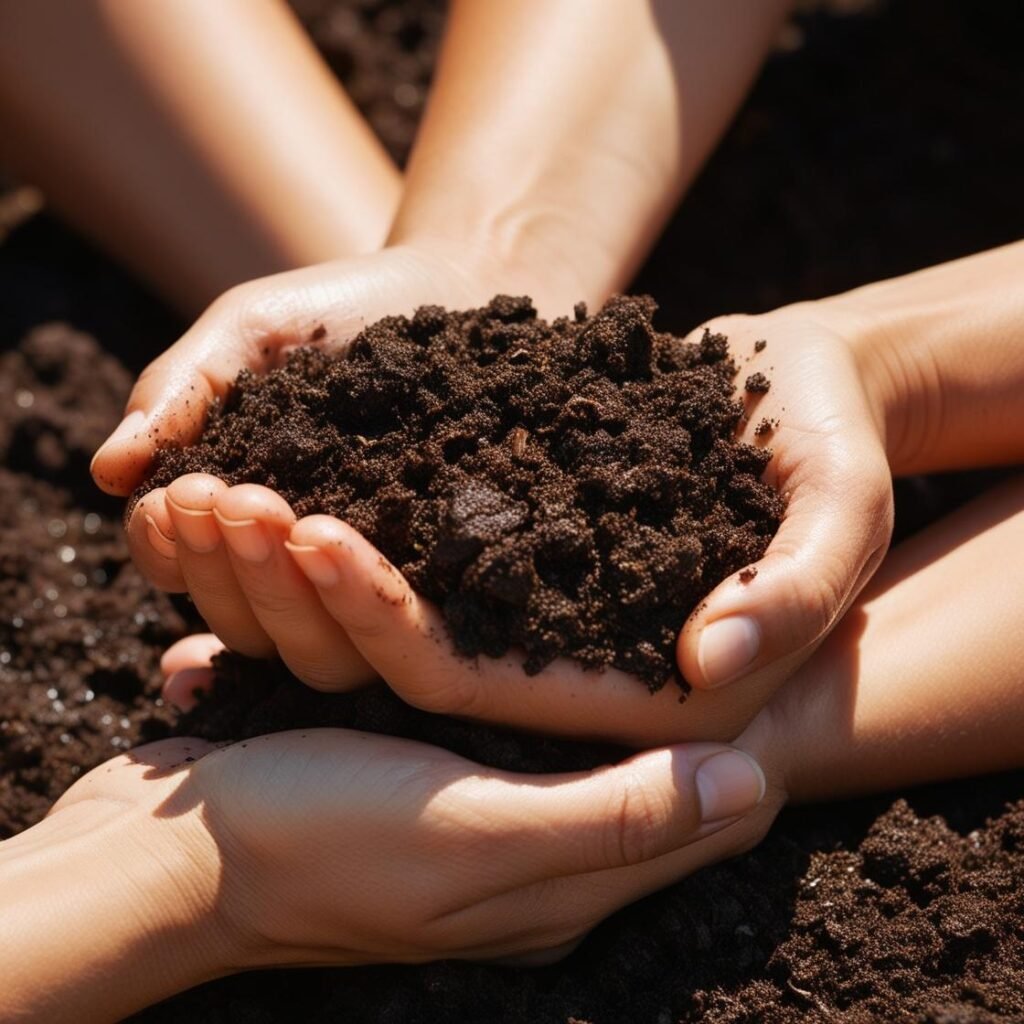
677,442,892,701
89,261,380,496
506,743,767,878
91,247,476,496
90,278,314,496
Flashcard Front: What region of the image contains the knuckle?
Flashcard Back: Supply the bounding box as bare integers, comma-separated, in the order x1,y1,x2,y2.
609,768,666,868
402,670,483,717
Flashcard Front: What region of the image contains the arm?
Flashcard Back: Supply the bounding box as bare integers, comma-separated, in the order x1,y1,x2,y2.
0,0,400,313
390,0,793,313
837,240,1024,475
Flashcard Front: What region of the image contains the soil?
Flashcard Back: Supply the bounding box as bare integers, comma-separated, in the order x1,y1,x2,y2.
137,297,782,691
0,331,184,838
2,1,1024,1022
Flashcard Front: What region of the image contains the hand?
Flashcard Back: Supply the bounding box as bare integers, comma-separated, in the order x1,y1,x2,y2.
151,298,895,745
96,243,584,690
6,715,768,1021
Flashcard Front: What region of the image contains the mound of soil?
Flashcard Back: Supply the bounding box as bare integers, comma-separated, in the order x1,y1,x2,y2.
0,330,184,838
139,295,782,690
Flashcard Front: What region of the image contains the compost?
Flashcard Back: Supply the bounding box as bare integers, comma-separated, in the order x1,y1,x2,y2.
138,296,782,690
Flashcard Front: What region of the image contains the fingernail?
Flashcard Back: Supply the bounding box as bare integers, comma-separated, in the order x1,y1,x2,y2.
165,667,212,712
214,511,272,563
695,749,766,825
698,616,760,687
145,514,177,559
168,501,221,553
285,541,340,588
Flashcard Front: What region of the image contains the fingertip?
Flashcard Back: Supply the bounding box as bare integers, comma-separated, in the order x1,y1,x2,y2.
284,539,341,589
128,489,187,591
91,409,151,496
215,483,296,529
163,666,214,712
166,473,228,512
289,514,352,549
160,632,226,676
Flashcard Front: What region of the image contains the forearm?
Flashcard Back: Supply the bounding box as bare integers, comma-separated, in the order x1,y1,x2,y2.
0,0,399,314
389,0,791,314
835,241,1024,475
754,475,1024,803
0,805,227,1022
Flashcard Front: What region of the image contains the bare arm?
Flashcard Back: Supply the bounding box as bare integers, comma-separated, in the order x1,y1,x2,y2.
840,240,1024,475
0,0,400,313
390,0,794,313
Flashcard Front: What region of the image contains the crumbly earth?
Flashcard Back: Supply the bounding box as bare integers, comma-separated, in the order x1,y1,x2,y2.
0,332,184,838
138,295,783,690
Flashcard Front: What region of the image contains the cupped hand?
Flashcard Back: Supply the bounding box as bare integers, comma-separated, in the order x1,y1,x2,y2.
114,273,892,743
50,707,770,974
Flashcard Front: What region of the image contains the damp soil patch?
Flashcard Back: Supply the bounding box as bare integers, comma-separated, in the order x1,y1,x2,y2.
138,295,783,691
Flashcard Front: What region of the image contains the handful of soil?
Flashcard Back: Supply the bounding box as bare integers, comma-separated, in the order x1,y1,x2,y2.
139,295,783,690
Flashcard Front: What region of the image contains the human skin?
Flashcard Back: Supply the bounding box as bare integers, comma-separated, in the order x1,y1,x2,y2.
106,241,1024,743
0,0,400,313
2,472,1022,1022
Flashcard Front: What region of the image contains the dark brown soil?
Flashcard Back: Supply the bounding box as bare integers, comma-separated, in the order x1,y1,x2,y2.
2,1,1024,1022
0,331,184,838
138,296,782,690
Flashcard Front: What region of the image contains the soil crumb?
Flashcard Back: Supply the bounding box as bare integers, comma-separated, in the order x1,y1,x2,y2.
744,372,771,394
138,295,783,691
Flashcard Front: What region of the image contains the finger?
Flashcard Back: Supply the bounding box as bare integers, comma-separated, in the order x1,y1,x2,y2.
215,485,375,691
434,743,766,887
126,487,186,592
160,632,225,712
677,438,892,707
164,474,276,660
89,253,426,497
288,516,734,744
457,787,781,963
159,632,225,676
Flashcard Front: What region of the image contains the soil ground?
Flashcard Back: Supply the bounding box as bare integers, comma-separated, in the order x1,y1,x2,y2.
2,1,1023,1021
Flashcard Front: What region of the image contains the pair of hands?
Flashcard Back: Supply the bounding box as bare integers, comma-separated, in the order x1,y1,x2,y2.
95,245,895,746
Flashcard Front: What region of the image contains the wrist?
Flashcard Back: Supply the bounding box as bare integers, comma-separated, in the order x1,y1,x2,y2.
390,208,611,320
0,801,234,1021
820,243,1024,475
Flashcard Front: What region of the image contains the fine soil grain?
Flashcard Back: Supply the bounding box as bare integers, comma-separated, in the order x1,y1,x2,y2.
139,296,783,690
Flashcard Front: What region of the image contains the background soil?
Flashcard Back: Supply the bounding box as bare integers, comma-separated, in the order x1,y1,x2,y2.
2,1,1023,1021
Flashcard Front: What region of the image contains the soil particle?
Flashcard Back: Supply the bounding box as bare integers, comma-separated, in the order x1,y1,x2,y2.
744,372,772,394
137,295,783,691
754,339,767,353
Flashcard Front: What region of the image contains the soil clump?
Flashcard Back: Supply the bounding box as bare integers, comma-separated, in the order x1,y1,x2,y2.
139,296,783,691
